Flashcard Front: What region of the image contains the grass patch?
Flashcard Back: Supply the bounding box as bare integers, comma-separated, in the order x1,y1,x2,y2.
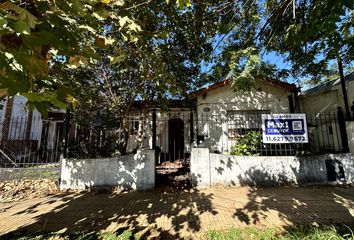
206,225,354,240
206,227,275,240
1,165,59,181
6,230,135,240
5,225,354,240
20,167,59,179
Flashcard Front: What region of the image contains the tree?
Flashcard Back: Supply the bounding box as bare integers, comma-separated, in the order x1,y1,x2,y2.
4,0,351,113
0,0,221,114
259,0,354,117
261,0,353,80
0,0,116,112
205,0,353,92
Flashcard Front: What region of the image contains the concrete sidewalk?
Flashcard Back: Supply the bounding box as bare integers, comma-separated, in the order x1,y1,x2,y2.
1,186,354,239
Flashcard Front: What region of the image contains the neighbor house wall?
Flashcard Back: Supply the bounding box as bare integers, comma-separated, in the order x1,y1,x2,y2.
1,96,42,141
299,85,348,152
347,80,354,107
299,90,341,114
60,149,155,190
346,121,354,156
299,79,354,114
191,148,354,187
0,98,7,140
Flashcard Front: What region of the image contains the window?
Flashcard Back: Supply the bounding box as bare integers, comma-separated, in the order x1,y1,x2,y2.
227,110,269,139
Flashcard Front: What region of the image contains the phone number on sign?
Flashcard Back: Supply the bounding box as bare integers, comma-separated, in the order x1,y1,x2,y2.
265,136,306,142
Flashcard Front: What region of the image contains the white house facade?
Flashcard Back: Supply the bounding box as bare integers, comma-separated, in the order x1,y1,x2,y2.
123,78,299,161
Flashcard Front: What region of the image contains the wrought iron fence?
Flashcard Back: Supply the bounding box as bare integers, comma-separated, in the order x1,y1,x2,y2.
196,111,347,156
1,108,347,181
0,116,64,180
66,110,348,162
67,114,151,159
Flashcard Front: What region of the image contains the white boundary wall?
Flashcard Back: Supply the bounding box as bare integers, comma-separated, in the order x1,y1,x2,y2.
191,148,354,188
60,149,155,190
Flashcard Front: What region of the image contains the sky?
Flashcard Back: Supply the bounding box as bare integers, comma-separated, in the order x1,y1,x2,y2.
262,51,300,86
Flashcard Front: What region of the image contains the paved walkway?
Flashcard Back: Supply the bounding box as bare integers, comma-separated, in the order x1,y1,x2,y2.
1,186,354,239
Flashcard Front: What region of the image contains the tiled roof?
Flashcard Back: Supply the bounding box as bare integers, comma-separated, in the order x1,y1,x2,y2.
190,78,298,97
301,72,354,96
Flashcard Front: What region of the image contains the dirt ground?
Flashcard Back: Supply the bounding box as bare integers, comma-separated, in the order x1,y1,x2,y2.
0,165,192,203
156,164,192,190
0,179,60,203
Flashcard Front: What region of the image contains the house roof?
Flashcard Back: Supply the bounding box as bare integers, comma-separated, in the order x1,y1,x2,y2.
0,89,7,99
190,78,298,97
301,72,354,97
132,99,195,109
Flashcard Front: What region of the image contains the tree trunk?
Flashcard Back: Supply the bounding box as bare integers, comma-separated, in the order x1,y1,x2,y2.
338,57,351,120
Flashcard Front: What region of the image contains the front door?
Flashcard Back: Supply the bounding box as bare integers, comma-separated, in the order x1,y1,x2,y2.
168,118,184,161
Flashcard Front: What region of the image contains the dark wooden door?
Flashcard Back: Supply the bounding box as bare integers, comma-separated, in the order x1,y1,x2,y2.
168,118,184,161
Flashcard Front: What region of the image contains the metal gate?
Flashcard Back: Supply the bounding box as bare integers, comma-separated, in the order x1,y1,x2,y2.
0,116,64,180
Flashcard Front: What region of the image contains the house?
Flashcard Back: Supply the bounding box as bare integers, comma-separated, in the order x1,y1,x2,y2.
120,78,299,161
299,72,354,114
191,78,298,153
0,95,42,142
298,72,354,153
0,95,65,165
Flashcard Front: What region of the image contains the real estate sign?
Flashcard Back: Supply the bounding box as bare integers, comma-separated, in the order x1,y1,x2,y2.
261,113,308,143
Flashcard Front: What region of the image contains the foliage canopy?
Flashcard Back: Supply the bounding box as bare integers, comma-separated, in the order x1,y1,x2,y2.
1,0,353,113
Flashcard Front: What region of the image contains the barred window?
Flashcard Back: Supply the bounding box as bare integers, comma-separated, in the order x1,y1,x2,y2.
227,110,269,139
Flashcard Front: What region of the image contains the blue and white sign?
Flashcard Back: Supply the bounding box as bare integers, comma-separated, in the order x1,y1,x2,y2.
261,114,308,143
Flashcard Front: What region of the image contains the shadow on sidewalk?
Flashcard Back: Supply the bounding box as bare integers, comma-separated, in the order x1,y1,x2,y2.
2,187,217,239
231,167,354,229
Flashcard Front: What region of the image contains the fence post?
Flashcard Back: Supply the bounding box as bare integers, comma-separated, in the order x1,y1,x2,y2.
337,107,349,152
190,111,194,144
152,109,156,149
63,109,71,158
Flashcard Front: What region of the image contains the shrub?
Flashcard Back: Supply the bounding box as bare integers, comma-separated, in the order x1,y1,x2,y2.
230,131,261,156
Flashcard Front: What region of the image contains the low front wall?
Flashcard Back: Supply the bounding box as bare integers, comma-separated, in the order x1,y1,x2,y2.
60,149,155,191
191,148,354,188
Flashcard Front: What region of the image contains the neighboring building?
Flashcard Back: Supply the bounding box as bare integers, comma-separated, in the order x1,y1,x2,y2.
0,95,65,165
0,95,42,142
299,72,354,114
297,73,354,153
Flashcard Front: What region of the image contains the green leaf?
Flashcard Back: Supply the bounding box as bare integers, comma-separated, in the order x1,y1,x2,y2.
112,0,125,6
49,97,67,109
119,16,142,32
108,54,126,64
0,17,7,30
13,20,31,35
22,92,45,102
0,1,37,28
176,0,191,9
25,56,48,75
23,92,67,110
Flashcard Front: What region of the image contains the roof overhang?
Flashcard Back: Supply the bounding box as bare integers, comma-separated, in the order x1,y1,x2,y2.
190,78,299,98
0,89,7,99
